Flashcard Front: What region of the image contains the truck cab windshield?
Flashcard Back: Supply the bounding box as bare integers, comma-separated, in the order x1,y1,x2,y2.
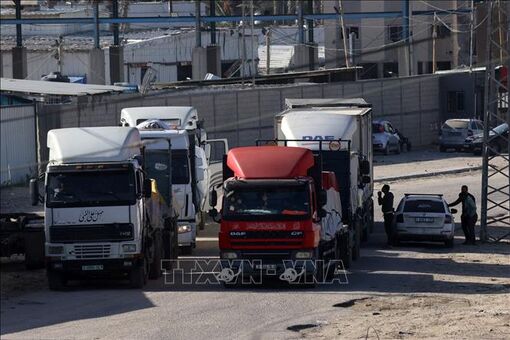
46,169,136,208
222,183,310,221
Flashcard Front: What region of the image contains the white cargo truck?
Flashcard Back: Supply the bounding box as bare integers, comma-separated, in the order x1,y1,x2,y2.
31,127,176,289
275,98,374,262
120,107,228,254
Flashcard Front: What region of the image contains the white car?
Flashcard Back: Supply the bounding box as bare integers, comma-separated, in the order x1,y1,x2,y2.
372,120,401,155
394,194,457,247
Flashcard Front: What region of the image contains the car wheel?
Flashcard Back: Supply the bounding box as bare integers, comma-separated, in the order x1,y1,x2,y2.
395,143,401,154
384,143,390,155
180,245,193,256
445,239,454,248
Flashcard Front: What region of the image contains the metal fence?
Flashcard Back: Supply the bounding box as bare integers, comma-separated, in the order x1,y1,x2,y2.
0,104,37,186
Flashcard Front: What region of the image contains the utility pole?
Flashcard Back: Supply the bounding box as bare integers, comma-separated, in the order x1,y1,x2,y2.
402,0,410,76
93,0,100,49
432,13,437,73
338,0,350,68
469,0,474,69
266,27,271,75
55,36,64,73
241,0,246,86
250,0,255,85
195,0,201,48
480,0,510,243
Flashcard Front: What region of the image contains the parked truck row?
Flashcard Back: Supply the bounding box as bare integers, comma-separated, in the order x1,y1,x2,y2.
20,98,372,289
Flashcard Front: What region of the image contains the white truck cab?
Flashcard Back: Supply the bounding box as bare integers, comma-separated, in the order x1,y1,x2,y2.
120,107,228,254
38,127,172,289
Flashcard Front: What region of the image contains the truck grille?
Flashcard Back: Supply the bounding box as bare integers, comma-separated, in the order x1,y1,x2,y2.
50,224,133,243
73,244,111,259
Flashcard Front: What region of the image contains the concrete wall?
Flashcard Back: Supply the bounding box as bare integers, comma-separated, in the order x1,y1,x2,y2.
34,75,441,163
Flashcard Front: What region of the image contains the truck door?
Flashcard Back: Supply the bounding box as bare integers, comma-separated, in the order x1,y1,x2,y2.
144,139,172,209
203,139,229,211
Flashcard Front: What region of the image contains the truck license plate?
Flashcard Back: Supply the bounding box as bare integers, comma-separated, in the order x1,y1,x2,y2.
415,217,434,223
255,264,276,270
82,265,104,271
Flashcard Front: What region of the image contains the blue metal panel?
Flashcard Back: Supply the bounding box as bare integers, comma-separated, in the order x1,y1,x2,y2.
0,10,472,25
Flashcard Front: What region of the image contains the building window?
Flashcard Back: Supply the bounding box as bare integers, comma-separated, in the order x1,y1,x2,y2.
177,62,192,81
388,26,403,42
447,91,465,113
341,26,359,39
383,62,398,77
432,25,451,38
359,63,378,79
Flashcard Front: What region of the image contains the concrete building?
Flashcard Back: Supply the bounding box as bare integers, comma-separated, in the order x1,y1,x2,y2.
1,29,258,85
324,0,474,78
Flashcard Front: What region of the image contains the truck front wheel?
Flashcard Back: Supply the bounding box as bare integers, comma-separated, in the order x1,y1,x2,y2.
149,233,163,279
339,234,352,269
130,259,146,289
47,271,67,291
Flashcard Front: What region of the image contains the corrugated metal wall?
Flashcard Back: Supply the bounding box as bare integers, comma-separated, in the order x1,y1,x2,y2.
0,104,37,185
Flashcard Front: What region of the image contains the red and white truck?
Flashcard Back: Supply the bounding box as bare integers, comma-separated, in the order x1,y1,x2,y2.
209,144,351,283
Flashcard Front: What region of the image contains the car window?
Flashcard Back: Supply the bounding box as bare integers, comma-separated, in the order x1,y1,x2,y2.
443,120,469,130
403,199,445,213
475,122,484,130
373,123,386,133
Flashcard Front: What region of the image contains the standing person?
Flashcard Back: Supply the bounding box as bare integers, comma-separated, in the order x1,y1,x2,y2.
378,184,394,245
449,185,478,245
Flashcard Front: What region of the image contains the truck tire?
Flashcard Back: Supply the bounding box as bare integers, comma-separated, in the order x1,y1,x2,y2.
198,212,206,231
47,271,67,291
352,222,361,260
180,245,193,256
340,234,352,269
149,232,162,279
130,259,146,289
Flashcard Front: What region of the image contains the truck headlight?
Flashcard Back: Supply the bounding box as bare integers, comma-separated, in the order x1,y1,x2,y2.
47,245,64,255
122,244,137,253
221,252,237,259
178,225,192,234
295,251,313,259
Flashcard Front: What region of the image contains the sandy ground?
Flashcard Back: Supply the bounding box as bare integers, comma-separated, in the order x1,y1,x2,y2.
301,240,510,339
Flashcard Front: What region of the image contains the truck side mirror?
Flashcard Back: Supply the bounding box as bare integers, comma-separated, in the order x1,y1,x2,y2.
318,190,327,207
29,178,39,206
362,175,371,184
360,160,370,175
209,189,217,207
143,179,152,198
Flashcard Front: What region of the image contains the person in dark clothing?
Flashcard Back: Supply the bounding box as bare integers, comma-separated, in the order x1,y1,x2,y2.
448,185,478,245
378,184,394,245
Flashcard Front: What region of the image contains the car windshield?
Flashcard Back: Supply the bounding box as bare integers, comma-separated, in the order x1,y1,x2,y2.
372,123,384,133
491,123,509,135
145,150,171,204
443,120,469,130
47,169,136,208
222,184,310,220
404,199,445,213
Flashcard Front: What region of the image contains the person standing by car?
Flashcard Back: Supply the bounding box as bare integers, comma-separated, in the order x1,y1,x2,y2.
378,184,394,245
448,185,477,245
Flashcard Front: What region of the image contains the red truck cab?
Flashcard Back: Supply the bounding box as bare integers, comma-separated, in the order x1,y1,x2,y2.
209,145,348,283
